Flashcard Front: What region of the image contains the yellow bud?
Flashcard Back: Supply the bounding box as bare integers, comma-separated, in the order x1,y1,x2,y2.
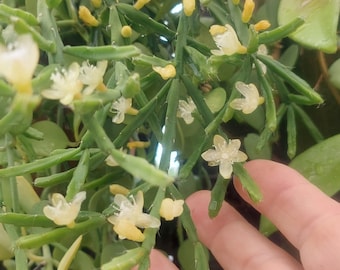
109,184,130,196
242,0,255,23
160,198,184,221
183,0,195,16
232,0,240,4
254,20,271,32
114,220,145,242
133,0,150,10
78,6,99,27
152,64,176,80
121,25,133,38
127,141,151,150
258,96,265,105
209,25,227,36
91,0,102,8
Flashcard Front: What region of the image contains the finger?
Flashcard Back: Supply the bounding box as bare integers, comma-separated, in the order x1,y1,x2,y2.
133,249,178,270
186,190,302,270
234,159,340,269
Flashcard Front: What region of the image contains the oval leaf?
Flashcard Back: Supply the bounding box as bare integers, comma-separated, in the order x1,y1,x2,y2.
278,0,339,53
28,120,69,156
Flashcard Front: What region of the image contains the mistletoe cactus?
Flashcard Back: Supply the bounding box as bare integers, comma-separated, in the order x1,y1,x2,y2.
0,0,339,269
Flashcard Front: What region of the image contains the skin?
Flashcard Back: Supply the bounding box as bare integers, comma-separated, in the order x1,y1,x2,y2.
144,160,340,270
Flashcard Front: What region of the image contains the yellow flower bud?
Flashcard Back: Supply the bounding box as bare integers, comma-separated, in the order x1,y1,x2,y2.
133,0,150,10
109,184,130,196
121,25,133,38
127,141,150,150
78,6,99,27
152,64,176,80
160,198,184,221
183,0,195,16
232,0,240,4
91,0,102,8
113,220,145,242
254,20,271,32
242,0,255,23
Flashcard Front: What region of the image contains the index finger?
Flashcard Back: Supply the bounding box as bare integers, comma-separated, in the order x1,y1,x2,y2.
234,160,340,268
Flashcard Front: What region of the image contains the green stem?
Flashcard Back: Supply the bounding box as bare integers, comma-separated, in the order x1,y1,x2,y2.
5,134,19,213
138,187,166,270
168,184,210,270
81,113,174,187
158,79,180,171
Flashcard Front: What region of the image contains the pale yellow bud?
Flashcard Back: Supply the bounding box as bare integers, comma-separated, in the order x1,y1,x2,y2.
109,184,130,196
113,220,145,242
160,198,184,221
232,0,240,4
242,0,255,23
152,64,176,80
91,0,102,8
121,25,133,38
127,141,151,149
254,20,271,32
78,6,99,27
133,0,150,10
183,0,195,16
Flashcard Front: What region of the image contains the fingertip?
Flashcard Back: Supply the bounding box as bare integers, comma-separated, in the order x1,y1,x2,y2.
149,249,178,270
233,159,307,204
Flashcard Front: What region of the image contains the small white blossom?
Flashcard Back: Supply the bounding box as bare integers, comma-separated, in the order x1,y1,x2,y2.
159,198,184,221
229,81,264,114
41,63,83,106
201,135,247,179
107,191,160,242
0,34,39,93
110,97,138,124
177,97,196,124
79,60,107,94
209,24,247,56
43,191,86,228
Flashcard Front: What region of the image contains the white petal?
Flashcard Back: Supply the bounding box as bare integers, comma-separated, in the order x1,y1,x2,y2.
135,213,160,228
112,112,124,124
201,149,220,163
219,160,233,179
213,135,227,152
229,98,247,111
234,151,248,162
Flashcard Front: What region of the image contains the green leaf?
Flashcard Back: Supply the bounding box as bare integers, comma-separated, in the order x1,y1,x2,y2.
278,0,339,53
244,133,271,160
28,120,69,157
203,87,226,113
290,134,340,196
328,58,340,89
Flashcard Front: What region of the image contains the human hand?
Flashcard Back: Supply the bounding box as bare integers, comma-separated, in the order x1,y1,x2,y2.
145,159,340,270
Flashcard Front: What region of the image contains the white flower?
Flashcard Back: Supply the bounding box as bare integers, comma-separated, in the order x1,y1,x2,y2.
201,135,247,179
209,24,247,56
41,62,83,106
110,97,138,124
229,81,264,114
43,191,86,228
177,97,196,124
159,198,184,221
79,60,107,94
107,191,160,242
0,34,39,93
